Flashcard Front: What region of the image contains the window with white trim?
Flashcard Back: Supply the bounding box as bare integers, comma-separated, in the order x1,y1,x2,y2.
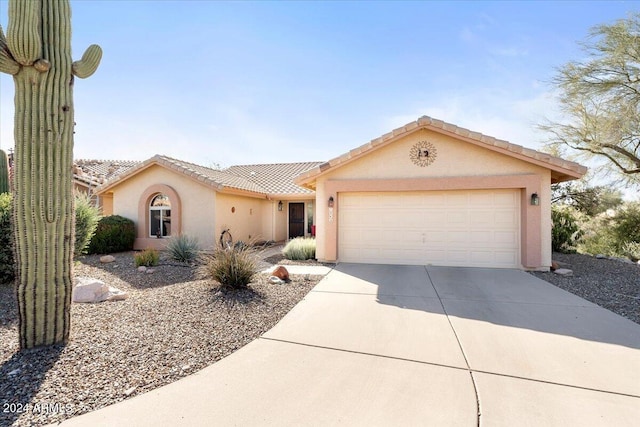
150,194,171,237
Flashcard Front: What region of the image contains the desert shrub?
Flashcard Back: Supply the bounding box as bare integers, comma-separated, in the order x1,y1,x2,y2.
198,244,258,289
282,237,316,260
551,206,583,253
621,241,640,262
578,215,618,256
88,215,136,254
611,202,640,251
134,248,159,267
0,193,14,284
578,202,640,259
167,234,200,263
74,192,102,256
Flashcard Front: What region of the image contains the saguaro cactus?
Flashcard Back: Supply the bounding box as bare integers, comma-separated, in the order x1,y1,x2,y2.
0,0,101,348
0,149,8,193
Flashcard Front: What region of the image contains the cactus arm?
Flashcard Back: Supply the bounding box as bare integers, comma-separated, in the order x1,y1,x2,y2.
6,0,42,66
0,149,9,193
0,25,20,75
72,44,102,78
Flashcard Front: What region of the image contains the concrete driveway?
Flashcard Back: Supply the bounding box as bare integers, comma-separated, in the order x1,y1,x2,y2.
61,264,640,426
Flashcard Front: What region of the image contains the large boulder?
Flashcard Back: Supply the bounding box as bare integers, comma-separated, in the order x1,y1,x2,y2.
73,277,128,303
271,266,290,282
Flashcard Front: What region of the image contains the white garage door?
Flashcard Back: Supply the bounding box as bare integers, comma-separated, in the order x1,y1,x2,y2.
338,189,521,268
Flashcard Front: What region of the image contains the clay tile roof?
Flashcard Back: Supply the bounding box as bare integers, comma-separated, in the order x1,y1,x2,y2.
296,115,587,185
151,155,269,194
74,159,141,185
225,162,323,195
96,154,323,196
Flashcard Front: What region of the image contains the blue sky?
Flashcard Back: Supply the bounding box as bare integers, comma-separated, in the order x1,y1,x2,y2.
0,1,638,169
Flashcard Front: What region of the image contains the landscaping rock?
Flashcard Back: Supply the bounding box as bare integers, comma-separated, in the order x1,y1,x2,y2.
271,266,290,282
596,254,607,259
550,261,559,271
100,255,116,263
553,268,573,277
611,257,634,264
268,276,285,285
137,266,147,272
73,277,128,303
146,268,155,274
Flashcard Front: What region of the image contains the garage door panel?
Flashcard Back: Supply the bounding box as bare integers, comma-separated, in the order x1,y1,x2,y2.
469,192,494,205
494,192,517,205
339,190,521,268
447,211,468,226
422,211,447,223
447,250,469,263
446,193,469,206
470,210,494,226
470,250,495,264
494,210,518,226
425,231,447,242
448,231,469,243
495,231,518,244
469,231,492,244
495,251,518,265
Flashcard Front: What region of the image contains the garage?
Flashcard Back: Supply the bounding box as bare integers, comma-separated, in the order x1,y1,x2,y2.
338,189,521,268
294,116,587,270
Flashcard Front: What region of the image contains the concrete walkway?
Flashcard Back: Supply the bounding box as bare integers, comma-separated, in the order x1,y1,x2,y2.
60,264,640,426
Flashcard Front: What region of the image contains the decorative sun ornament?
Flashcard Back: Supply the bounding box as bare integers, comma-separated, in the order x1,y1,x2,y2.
409,141,438,167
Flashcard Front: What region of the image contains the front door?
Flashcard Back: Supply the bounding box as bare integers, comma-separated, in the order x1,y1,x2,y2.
288,203,305,239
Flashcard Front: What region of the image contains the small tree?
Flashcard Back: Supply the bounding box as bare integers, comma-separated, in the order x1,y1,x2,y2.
551,180,623,217
541,14,640,188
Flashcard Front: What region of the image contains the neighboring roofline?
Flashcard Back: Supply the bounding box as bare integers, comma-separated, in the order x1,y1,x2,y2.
295,115,588,188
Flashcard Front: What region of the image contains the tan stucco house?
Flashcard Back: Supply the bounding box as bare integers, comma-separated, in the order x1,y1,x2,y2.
96,116,586,270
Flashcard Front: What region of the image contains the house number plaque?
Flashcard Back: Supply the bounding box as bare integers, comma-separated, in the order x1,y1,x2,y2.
410,141,437,167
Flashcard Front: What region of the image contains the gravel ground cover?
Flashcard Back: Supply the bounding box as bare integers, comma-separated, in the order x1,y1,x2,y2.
2,250,638,426
0,251,322,427
530,252,640,324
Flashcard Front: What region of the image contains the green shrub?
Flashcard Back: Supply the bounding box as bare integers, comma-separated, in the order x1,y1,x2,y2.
282,237,316,260
551,206,583,253
167,234,200,263
611,202,640,252
0,192,14,284
74,192,102,256
578,202,640,260
88,215,136,254
621,241,640,262
198,244,258,289
134,248,159,267
578,216,618,256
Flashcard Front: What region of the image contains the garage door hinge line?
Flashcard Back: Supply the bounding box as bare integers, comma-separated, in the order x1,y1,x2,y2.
425,267,481,427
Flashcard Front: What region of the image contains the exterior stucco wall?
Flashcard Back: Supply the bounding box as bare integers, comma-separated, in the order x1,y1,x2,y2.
101,194,113,216
215,193,272,244
108,165,217,249
273,202,288,242
314,129,553,269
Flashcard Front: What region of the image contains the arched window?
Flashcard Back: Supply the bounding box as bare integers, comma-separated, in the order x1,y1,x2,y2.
150,194,171,237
